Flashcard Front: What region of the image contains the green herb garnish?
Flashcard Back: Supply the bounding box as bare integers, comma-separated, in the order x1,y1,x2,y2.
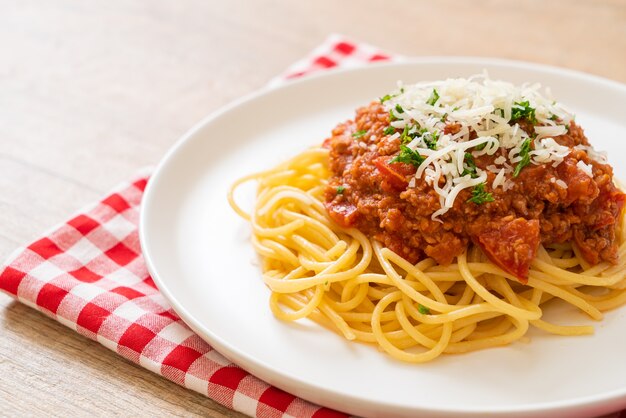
513,138,532,177
389,145,425,167
418,304,431,315
511,101,536,123
380,88,404,103
400,126,410,144
549,114,559,121
395,104,405,114
383,126,396,135
389,109,398,122
423,131,439,150
468,183,494,205
336,185,345,195
399,124,434,146
426,89,440,106
461,152,478,178
352,130,367,138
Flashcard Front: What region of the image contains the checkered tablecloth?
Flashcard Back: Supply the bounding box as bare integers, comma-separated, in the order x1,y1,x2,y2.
0,35,393,418
1,35,623,418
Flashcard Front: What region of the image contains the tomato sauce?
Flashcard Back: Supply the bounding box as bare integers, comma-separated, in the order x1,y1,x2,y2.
325,102,625,281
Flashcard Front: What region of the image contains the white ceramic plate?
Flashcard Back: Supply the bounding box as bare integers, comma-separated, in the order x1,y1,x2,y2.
140,59,626,418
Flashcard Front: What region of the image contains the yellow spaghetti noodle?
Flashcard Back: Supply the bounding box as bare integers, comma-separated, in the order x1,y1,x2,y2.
228,146,626,363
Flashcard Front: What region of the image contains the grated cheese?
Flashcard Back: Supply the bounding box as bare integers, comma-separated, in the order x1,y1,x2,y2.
575,144,608,164
492,169,507,189
503,180,515,191
555,179,568,189
531,137,570,166
577,160,593,177
494,156,507,165
381,73,578,218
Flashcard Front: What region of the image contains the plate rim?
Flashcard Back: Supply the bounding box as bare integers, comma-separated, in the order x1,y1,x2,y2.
140,57,626,417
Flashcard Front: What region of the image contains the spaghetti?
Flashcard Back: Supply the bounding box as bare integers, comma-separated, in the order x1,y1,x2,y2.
228,146,626,363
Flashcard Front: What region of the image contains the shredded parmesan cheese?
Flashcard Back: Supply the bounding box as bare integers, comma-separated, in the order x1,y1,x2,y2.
575,144,608,164
492,169,507,189
555,179,568,189
577,160,593,177
381,72,578,218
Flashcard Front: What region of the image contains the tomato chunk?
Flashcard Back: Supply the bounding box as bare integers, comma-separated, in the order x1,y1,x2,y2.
472,218,540,283
373,157,416,190
325,201,359,228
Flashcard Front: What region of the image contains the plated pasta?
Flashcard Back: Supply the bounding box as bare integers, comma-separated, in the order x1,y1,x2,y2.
229,74,626,362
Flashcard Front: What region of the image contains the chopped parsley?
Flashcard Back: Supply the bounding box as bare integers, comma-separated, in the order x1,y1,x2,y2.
461,152,478,178
397,124,428,145
415,125,428,136
383,126,396,135
379,88,404,103
475,142,487,151
352,129,367,138
395,104,405,114
468,183,494,205
440,113,448,122
400,125,411,144
549,114,559,121
426,89,440,106
336,185,345,194
513,138,532,177
380,94,393,103
511,100,536,123
389,145,425,167
389,109,398,122
422,131,439,150
418,304,431,315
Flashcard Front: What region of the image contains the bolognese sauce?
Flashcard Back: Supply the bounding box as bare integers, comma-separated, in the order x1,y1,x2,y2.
324,78,625,282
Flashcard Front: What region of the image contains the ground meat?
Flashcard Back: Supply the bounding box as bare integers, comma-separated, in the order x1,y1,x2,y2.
324,101,625,280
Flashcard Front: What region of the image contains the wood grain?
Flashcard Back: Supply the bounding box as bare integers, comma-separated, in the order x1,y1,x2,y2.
0,0,624,416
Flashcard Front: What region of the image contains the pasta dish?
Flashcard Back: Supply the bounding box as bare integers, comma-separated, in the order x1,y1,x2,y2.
229,74,626,362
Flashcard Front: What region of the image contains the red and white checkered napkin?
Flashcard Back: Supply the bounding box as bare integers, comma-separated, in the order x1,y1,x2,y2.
0,35,392,418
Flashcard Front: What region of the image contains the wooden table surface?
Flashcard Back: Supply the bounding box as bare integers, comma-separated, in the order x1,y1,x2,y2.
1,0,625,416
